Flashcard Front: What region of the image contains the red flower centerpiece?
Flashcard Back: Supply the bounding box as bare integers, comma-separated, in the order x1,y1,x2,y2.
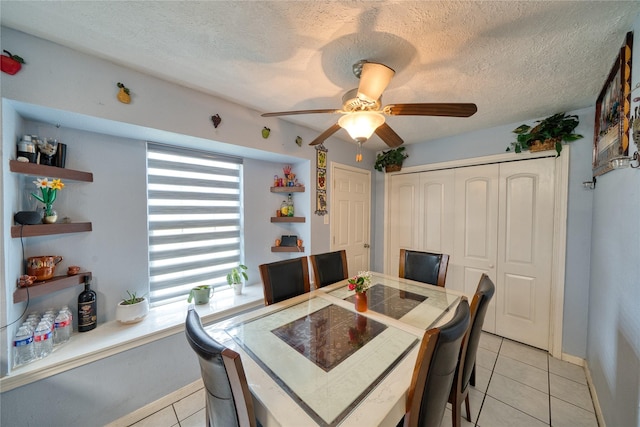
348,271,371,312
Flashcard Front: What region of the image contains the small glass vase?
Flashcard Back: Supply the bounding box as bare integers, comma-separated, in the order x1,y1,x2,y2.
355,291,368,312
42,207,58,224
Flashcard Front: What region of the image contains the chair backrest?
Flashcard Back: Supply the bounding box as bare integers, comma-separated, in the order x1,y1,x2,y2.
309,250,348,288
457,274,496,392
258,256,310,305
184,307,256,427
405,298,470,427
399,249,449,287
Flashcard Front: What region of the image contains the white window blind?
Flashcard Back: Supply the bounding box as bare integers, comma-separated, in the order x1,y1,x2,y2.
147,143,243,306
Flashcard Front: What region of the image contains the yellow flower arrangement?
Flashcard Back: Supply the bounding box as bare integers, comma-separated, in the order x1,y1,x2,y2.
32,178,64,217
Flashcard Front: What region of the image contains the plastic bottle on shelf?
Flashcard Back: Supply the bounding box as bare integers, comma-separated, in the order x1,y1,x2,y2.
61,305,73,333
287,193,294,217
13,325,35,367
54,309,71,345
34,320,53,359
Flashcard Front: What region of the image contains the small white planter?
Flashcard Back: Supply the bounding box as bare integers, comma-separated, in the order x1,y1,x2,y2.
232,282,243,295
116,298,149,324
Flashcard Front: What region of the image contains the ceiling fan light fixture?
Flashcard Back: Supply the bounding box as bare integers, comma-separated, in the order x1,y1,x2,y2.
356,62,395,104
338,111,385,143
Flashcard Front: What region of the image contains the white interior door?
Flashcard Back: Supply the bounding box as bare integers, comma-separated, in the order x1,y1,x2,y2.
386,170,454,276
386,173,420,274
384,155,563,352
418,169,455,263
452,164,500,332
496,158,555,349
331,164,371,275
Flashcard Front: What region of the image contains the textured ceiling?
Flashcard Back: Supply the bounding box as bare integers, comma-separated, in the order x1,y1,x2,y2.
2,1,640,150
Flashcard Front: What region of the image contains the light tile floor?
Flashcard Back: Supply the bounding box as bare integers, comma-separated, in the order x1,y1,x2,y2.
124,332,599,427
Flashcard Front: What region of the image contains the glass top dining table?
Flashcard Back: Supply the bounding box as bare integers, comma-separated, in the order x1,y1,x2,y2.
205,272,462,427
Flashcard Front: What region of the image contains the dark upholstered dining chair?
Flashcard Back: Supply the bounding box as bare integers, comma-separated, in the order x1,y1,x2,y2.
258,256,311,305
399,249,450,287
400,298,470,427
448,274,495,427
309,250,349,288
185,307,257,427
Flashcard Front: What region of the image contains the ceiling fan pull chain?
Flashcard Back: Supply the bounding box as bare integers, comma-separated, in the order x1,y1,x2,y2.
356,141,363,162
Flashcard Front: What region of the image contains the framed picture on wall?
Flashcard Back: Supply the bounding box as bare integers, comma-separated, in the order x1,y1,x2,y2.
593,32,633,177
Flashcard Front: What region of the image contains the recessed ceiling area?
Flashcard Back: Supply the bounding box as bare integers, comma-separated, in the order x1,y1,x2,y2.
2,1,639,150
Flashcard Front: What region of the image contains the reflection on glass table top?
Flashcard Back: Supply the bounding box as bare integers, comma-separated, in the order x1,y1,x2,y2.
224,296,418,426
328,274,461,330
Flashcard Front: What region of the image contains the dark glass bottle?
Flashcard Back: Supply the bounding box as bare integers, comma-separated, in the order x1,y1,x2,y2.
78,276,97,332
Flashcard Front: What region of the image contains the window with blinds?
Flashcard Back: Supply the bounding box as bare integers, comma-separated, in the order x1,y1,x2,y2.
146,143,243,306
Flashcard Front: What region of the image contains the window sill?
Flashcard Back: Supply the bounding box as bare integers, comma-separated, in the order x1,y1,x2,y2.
1,285,264,392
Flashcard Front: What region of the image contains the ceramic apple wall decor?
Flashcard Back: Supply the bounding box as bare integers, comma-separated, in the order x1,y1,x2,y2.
116,82,131,104
1,50,25,75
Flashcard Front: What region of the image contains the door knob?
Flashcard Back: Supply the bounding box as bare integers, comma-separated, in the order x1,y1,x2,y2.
364,243,370,248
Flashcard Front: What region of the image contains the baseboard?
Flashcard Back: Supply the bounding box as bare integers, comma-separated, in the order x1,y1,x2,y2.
583,361,606,427
560,351,584,367
105,379,204,427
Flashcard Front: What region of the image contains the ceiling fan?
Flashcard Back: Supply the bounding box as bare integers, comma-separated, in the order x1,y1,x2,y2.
261,60,477,159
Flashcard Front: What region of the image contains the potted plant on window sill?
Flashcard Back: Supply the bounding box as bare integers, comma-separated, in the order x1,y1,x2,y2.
374,146,409,172
116,291,149,324
506,112,583,156
226,264,248,295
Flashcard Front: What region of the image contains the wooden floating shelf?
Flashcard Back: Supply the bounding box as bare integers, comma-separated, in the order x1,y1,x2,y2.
11,222,92,238
9,160,93,182
14,272,92,303
271,246,305,253
270,186,305,193
270,217,305,223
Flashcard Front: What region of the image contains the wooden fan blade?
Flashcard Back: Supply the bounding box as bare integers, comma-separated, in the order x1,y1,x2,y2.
309,123,342,146
261,109,340,117
384,103,477,117
375,123,404,148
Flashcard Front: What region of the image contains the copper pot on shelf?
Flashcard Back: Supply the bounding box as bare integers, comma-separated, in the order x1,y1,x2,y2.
27,255,63,281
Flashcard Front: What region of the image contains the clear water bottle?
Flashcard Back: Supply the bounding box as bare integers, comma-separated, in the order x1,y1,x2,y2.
54,309,71,345
61,305,73,332
25,314,40,329
34,321,53,359
13,325,35,367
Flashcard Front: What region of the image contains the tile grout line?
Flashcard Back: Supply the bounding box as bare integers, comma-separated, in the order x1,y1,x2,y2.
170,403,180,427
547,353,552,426
473,337,503,426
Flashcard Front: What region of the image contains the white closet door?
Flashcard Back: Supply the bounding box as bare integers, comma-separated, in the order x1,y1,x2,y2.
418,169,455,260
496,158,555,349
386,173,420,274
452,164,500,332
386,171,454,276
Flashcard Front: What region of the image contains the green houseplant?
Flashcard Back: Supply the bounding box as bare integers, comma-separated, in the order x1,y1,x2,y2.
116,290,149,324
506,112,583,156
187,285,213,304
374,146,409,172
226,264,248,295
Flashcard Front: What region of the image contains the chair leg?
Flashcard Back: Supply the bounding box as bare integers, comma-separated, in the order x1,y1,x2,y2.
464,394,471,422
451,398,461,427
469,364,476,387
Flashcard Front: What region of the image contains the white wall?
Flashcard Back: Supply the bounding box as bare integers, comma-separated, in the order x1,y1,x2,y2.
586,17,640,427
